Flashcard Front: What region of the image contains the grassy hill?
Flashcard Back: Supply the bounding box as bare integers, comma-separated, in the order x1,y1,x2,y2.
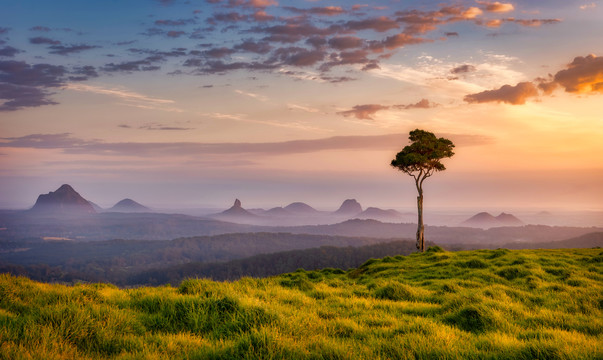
1,247,601,359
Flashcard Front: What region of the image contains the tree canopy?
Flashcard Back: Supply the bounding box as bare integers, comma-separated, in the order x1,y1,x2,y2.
390,129,455,188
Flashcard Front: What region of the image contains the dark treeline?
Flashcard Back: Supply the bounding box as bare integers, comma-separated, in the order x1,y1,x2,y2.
0,240,418,286
130,240,418,285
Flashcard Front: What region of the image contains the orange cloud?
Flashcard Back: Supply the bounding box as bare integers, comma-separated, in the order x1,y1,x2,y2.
553,54,603,93
479,1,514,13
464,82,539,105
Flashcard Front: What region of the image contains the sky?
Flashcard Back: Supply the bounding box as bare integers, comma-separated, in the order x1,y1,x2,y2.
0,0,602,212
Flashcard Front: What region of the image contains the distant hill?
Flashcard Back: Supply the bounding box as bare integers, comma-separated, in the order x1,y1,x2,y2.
284,202,318,215
355,207,403,223
265,207,292,217
461,212,524,228
108,199,150,213
333,199,362,216
29,184,95,215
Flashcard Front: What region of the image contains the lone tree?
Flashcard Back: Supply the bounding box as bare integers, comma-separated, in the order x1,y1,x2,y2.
391,129,455,252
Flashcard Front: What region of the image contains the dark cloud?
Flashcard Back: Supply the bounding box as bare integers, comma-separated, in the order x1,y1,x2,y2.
0,60,66,87
234,40,272,54
166,30,187,38
284,6,346,16
0,60,67,111
204,47,236,58
319,49,374,71
451,64,476,74
207,12,248,23
345,16,399,32
0,27,10,34
0,82,58,111
445,32,459,37
155,18,196,26
69,65,99,81
29,36,61,45
0,132,492,156
337,104,389,120
374,33,431,51
328,36,364,50
0,46,21,57
509,18,561,27
190,60,278,74
269,47,325,67
393,99,438,109
319,75,356,83
464,81,539,105
49,44,100,55
102,58,162,72
30,26,52,32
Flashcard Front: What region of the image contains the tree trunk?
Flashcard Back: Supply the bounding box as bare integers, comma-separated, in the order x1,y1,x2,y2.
416,193,425,252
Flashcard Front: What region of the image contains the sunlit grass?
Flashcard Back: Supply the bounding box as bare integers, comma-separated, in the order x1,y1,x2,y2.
1,248,602,359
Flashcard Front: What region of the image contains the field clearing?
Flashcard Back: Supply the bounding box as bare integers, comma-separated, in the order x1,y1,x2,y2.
1,247,602,359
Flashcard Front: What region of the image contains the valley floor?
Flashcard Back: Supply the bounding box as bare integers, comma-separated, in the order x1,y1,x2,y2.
1,247,602,359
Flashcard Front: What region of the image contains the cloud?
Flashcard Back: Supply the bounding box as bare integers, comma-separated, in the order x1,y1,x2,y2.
69,65,99,81
328,36,364,50
0,82,58,111
451,64,476,74
284,6,346,16
550,54,603,93
393,98,438,109
139,123,194,130
234,89,268,101
154,19,196,26
234,40,272,54
0,27,10,34
478,1,514,13
337,104,389,120
269,47,325,66
29,36,61,45
580,3,597,10
65,83,176,105
464,81,539,105
30,26,51,32
48,44,100,55
0,46,21,57
345,16,399,32
0,132,493,157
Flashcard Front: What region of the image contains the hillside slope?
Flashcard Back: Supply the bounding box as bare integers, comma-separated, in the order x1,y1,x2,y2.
1,248,601,359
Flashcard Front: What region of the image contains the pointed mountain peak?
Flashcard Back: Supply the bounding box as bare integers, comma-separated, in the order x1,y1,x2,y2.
233,198,242,208
30,184,95,215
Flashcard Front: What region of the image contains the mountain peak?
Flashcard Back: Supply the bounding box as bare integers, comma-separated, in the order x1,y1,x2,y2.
334,199,362,216
30,184,95,215
233,199,242,209
108,198,150,213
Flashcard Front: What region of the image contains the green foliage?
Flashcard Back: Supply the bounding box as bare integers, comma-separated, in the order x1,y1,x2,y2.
390,129,455,176
1,248,602,359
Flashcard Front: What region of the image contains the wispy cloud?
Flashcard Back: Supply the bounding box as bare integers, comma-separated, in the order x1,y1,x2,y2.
0,132,494,157
234,89,269,101
64,83,183,112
